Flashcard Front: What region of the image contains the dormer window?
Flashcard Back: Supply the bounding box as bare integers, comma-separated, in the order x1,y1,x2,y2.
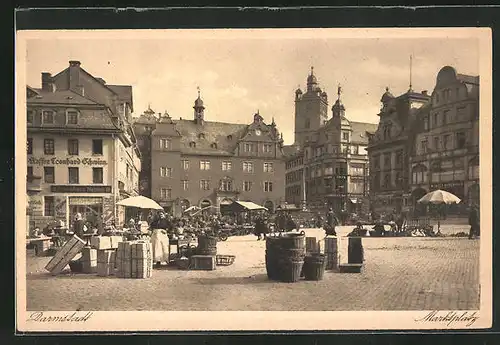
198,133,205,140
189,141,196,148
211,143,217,149
227,135,233,141
66,110,78,125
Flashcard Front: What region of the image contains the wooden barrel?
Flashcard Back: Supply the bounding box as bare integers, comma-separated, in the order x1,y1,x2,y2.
279,233,305,250
197,235,217,256
279,260,304,283
303,254,326,281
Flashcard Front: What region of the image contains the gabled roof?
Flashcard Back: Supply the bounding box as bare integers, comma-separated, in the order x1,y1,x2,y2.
26,89,101,106
350,121,378,144
173,119,247,155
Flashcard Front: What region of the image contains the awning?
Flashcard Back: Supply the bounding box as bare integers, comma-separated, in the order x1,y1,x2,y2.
230,201,268,212
350,198,358,204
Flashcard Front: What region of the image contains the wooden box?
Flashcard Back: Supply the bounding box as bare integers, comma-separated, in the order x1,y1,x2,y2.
97,249,116,277
116,240,153,278
32,238,52,257
339,263,363,273
190,255,216,270
45,235,85,275
91,236,124,250
81,247,97,274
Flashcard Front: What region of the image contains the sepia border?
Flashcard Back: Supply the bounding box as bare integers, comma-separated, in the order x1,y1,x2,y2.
15,28,492,332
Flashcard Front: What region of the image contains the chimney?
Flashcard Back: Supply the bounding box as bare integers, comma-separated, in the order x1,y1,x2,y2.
421,90,428,96
41,72,53,92
68,60,81,91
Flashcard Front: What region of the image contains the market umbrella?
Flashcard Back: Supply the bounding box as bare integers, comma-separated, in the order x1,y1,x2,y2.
116,196,163,210
184,205,200,213
417,189,461,234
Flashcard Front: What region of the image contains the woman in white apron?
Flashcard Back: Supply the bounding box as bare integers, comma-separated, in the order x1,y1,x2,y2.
150,212,170,267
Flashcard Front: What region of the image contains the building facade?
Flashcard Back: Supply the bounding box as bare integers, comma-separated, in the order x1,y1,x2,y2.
409,66,479,215
285,69,377,215
366,87,430,214
133,91,286,216
26,61,140,231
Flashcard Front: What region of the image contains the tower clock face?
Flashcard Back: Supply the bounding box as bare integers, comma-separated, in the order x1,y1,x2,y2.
255,129,262,136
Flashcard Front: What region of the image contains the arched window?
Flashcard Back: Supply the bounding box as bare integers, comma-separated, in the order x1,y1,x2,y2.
189,141,196,148
198,133,205,140
211,143,217,149
227,135,233,141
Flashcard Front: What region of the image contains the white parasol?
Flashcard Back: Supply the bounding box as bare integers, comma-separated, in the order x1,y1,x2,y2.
418,189,461,234
183,205,200,213
116,196,163,210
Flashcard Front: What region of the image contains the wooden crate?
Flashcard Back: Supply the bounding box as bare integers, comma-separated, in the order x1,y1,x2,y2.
97,249,116,277
81,247,97,274
116,240,153,278
32,238,52,257
45,235,86,275
190,255,216,270
91,236,124,250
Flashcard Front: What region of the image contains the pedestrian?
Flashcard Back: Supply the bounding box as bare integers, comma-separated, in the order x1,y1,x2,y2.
325,208,338,236
73,213,86,238
468,204,480,239
151,212,170,267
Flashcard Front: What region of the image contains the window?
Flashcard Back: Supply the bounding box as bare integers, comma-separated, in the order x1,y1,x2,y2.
182,180,189,191
423,116,429,131
92,139,103,155
421,140,428,154
27,110,34,124
160,138,171,149
160,167,172,177
433,113,439,127
182,160,189,170
67,139,79,155
160,188,171,200
243,161,254,173
27,138,33,155
67,111,78,124
342,131,349,141
384,153,391,168
44,139,55,155
264,162,274,173
189,141,196,148
42,110,54,124
373,155,380,169
200,180,210,190
243,181,252,191
351,163,364,176
457,106,466,121
456,132,466,149
200,160,211,170
27,166,33,177
93,167,103,183
443,134,451,150
244,143,254,152
44,167,55,183
68,167,79,184
263,144,272,153
433,136,440,151
211,143,217,149
220,180,232,191
352,145,359,155
198,133,205,140
264,181,273,192
222,161,232,171
44,196,55,216
305,119,310,129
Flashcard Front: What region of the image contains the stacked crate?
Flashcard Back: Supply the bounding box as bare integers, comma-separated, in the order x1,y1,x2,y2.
45,235,86,275
91,236,123,250
324,237,338,271
190,255,216,270
81,247,98,274
97,250,116,277
116,240,153,278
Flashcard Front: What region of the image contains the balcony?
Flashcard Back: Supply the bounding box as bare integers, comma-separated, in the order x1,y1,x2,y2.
27,175,42,193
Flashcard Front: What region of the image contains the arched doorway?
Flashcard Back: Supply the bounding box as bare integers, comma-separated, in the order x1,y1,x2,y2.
264,200,274,213
220,198,233,215
200,199,212,216
411,188,427,217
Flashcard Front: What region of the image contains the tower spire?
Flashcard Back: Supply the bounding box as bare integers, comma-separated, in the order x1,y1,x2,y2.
310,66,314,75
197,86,201,98
337,84,342,101
409,54,413,92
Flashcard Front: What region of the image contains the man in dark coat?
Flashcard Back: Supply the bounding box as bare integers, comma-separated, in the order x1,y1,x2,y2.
73,213,86,238
325,208,338,236
468,204,480,239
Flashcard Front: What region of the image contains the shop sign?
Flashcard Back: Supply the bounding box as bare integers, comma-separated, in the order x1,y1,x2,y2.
430,182,464,190
51,185,112,193
28,156,107,166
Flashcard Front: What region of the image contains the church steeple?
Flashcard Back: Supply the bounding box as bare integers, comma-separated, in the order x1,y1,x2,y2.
306,66,318,92
332,84,346,118
193,86,205,125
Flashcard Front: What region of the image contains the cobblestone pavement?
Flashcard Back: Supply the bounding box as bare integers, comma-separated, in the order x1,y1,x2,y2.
25,226,480,311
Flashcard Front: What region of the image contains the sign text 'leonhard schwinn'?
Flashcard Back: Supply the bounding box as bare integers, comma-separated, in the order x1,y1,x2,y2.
27,157,108,166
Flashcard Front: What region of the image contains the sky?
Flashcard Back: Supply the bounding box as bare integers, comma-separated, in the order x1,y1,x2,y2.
24,30,480,145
